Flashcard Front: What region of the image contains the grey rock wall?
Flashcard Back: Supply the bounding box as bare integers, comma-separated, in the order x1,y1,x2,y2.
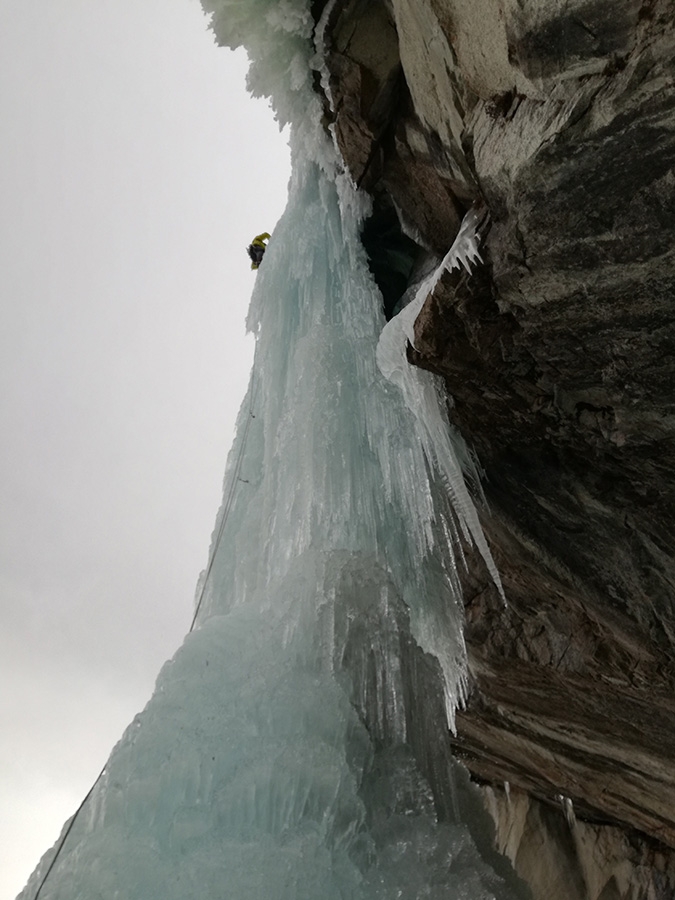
317,0,675,897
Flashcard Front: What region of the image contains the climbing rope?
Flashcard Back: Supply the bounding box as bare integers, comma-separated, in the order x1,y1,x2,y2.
32,764,106,900
31,369,259,898
189,368,258,631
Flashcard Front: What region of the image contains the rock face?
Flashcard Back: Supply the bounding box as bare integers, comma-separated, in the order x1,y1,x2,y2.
316,0,675,897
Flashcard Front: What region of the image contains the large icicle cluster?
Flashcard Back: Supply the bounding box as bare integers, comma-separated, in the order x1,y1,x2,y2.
18,3,523,899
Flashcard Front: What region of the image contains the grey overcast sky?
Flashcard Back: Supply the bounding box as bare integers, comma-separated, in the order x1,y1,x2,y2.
0,2,291,896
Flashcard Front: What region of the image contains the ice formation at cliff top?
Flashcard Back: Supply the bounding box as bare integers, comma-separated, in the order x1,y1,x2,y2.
20,2,521,898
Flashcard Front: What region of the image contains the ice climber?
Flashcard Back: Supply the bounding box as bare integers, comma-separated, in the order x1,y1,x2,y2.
247,232,270,270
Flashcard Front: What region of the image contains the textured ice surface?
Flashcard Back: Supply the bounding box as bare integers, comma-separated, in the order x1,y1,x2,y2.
20,2,521,898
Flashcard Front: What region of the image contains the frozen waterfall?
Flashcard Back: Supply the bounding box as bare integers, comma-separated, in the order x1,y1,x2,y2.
19,3,525,899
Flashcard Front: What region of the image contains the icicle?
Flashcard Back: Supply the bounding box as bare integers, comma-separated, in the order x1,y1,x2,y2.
376,208,505,601
312,0,340,114
400,207,485,350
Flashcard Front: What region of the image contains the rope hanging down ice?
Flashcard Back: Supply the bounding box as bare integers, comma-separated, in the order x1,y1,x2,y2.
31,371,260,900
190,369,258,632
376,207,505,599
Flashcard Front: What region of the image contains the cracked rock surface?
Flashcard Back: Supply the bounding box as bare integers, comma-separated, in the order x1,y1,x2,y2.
317,0,675,897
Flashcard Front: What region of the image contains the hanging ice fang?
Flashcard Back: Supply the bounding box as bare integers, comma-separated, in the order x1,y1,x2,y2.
376,207,505,601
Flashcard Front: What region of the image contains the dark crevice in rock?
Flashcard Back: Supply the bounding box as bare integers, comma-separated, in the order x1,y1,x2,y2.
360,199,423,319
